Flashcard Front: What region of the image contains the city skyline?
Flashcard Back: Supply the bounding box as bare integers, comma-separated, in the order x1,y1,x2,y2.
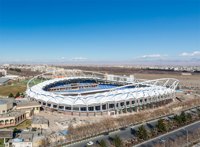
0,0,199,64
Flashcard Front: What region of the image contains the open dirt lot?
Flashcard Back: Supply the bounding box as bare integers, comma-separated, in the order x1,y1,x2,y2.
134,73,200,90
35,111,105,132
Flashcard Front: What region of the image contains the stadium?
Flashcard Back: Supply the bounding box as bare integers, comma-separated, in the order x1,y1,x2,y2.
26,71,179,116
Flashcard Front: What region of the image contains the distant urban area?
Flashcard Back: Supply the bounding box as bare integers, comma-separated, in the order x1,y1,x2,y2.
0,64,200,147
1,0,199,146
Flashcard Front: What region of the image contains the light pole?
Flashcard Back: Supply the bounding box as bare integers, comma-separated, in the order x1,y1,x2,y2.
183,128,188,147
159,138,166,147
70,135,72,145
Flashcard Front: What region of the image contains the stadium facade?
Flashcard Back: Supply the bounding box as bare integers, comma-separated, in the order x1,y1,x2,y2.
26,72,179,116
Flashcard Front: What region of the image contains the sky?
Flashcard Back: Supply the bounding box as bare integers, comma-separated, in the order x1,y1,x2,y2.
0,0,200,64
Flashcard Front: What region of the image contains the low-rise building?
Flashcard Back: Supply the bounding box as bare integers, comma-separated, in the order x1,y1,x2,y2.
0,111,26,128
181,72,192,76
0,129,13,147
12,132,33,147
0,98,41,129
15,99,41,118
0,69,7,76
0,98,14,114
9,130,47,147
0,77,13,85
0,98,27,128
4,75,19,80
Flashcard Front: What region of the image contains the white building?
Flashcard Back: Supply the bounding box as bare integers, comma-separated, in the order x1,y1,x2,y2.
12,132,33,147
26,71,179,116
0,69,7,76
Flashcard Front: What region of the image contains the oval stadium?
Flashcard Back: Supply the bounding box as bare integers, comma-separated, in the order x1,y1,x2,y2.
26,71,179,116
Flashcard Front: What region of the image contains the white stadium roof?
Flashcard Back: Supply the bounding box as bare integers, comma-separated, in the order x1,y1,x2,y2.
26,76,179,106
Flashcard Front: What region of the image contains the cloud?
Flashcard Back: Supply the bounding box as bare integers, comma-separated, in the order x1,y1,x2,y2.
71,57,88,61
180,51,200,57
141,54,168,58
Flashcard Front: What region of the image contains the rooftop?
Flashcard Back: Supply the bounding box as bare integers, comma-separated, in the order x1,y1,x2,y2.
0,129,13,138
0,98,14,105
27,77,178,106
0,110,25,118
13,132,33,142
15,99,41,108
58,130,68,136
0,77,11,84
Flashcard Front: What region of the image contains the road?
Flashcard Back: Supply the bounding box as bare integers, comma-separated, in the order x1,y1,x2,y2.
64,115,173,147
135,120,200,147
63,106,200,147
65,127,133,147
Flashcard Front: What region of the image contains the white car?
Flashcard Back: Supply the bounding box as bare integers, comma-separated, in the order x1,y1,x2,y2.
86,141,94,146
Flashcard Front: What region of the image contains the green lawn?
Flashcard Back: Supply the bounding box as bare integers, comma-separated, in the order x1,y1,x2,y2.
0,83,26,97
0,139,4,147
7,119,32,130
0,78,45,97
28,78,45,87
15,119,32,129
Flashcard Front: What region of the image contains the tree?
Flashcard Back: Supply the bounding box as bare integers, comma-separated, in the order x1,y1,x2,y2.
21,93,25,98
113,135,123,147
99,139,107,147
67,124,75,141
39,138,48,147
173,112,187,126
197,109,200,118
13,128,21,134
137,125,148,140
8,93,14,98
186,113,192,122
0,139,4,146
15,92,20,98
156,119,167,133
68,123,74,133
103,118,114,132
173,115,182,126
180,112,187,124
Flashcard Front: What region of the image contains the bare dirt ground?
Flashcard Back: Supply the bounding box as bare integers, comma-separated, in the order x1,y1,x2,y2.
134,73,200,91
36,111,105,132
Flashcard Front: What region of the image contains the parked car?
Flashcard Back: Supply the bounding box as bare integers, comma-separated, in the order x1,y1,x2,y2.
86,141,94,146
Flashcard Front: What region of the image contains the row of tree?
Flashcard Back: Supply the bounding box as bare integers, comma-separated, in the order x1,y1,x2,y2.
153,127,200,147
8,92,24,98
173,112,192,126
67,109,198,147
54,97,200,146
96,135,123,147
9,68,22,72
125,111,198,146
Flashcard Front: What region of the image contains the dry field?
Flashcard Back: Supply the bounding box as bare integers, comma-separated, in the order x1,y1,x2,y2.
0,81,27,96
0,78,43,97
134,73,200,90
60,65,200,90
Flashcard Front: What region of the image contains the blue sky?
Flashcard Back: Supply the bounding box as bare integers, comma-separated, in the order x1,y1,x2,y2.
0,0,199,63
